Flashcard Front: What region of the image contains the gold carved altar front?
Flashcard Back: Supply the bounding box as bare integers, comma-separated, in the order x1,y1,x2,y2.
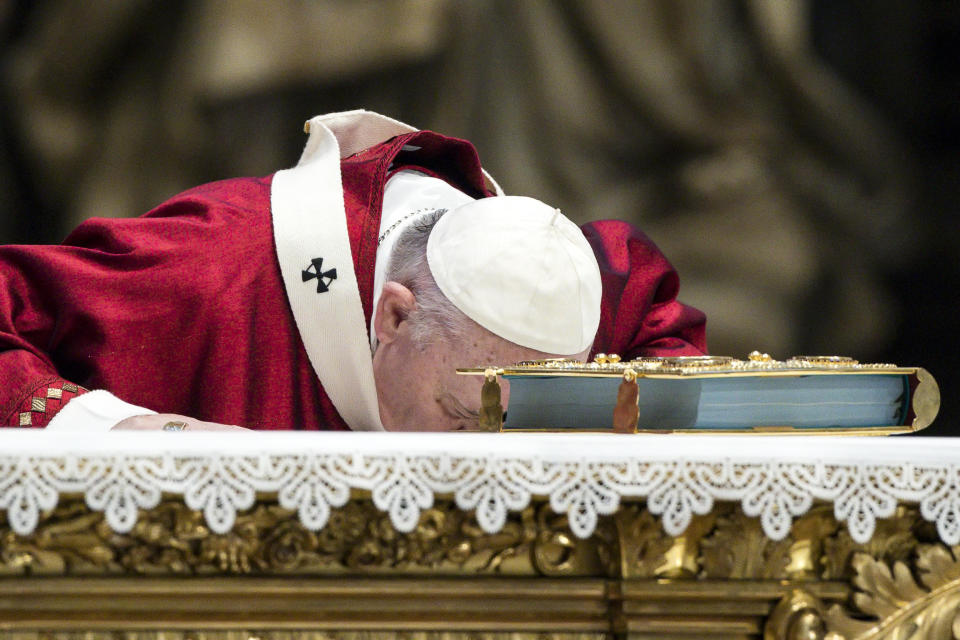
3,492,957,640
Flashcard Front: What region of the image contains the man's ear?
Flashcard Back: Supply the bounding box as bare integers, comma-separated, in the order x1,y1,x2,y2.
374,281,417,345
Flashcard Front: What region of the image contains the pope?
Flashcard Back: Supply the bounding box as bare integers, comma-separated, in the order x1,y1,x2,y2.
0,111,706,432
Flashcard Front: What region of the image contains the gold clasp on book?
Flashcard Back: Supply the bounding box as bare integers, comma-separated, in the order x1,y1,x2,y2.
479,368,503,432
613,368,639,433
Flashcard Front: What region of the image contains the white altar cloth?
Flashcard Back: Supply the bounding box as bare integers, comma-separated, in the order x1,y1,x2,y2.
1,431,957,545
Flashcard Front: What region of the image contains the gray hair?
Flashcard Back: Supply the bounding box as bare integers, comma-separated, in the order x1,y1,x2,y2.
385,209,474,349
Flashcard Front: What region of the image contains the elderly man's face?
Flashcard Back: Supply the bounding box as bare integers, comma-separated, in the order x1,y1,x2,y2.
374,326,552,431
372,282,584,431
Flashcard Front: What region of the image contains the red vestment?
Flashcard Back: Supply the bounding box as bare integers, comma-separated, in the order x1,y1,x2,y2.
0,131,705,429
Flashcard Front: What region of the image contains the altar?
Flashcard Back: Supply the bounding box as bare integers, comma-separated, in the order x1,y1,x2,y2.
1,430,959,640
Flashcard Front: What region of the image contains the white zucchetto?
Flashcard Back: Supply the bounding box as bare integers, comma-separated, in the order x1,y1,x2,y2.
426,196,602,354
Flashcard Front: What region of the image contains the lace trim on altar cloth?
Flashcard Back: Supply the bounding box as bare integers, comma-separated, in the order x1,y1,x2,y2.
1,432,958,545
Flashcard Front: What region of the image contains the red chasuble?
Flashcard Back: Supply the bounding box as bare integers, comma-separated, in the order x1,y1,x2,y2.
0,131,705,430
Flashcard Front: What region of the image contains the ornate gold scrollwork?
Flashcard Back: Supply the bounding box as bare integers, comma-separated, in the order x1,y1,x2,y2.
824,544,960,640
821,505,926,581
615,504,716,578
766,589,828,640
531,504,615,577
0,632,608,640
784,506,842,580
701,507,795,579
5,494,960,639
612,504,674,578
0,496,618,577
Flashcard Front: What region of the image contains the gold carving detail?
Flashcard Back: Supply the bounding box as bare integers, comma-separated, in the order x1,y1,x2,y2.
761,527,960,640
610,502,944,584
613,504,678,578
0,633,606,640
0,496,611,577
784,506,842,579
701,506,795,579
766,589,828,640
6,495,960,639
2,497,947,582
821,505,928,581
824,544,960,639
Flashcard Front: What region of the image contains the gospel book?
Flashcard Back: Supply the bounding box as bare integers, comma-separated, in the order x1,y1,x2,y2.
458,353,939,434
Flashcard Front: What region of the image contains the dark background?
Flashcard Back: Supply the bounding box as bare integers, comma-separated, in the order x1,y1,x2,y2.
811,0,959,435
1,1,956,434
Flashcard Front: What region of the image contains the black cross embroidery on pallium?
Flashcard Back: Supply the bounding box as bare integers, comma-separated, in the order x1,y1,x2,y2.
302,257,337,293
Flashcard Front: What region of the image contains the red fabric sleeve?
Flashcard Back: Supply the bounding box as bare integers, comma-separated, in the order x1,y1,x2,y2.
0,255,92,427
582,220,707,359
0,176,346,430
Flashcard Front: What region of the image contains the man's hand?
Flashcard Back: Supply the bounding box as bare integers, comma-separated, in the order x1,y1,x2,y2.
111,414,250,431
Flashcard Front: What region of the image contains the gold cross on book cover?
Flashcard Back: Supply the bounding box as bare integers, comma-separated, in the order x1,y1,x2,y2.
457,352,940,434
